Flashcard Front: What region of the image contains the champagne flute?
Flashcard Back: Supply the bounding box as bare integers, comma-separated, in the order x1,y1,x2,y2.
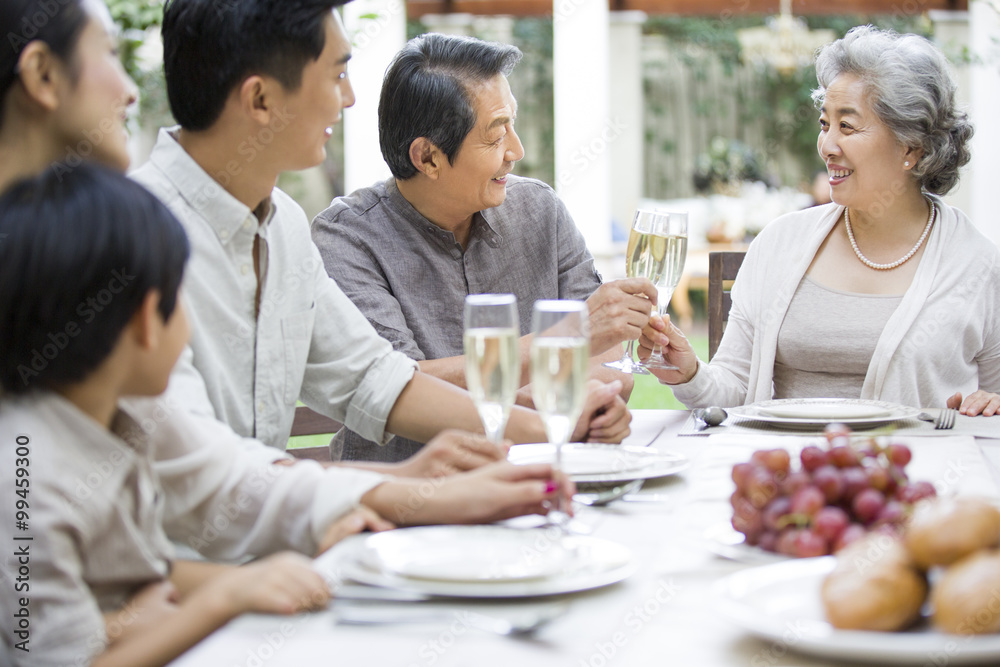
602,209,660,375
530,300,590,525
641,211,688,370
464,294,520,445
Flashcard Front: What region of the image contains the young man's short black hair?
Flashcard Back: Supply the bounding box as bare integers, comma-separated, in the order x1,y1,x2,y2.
0,164,190,394
379,33,522,180
162,0,350,131
0,0,90,130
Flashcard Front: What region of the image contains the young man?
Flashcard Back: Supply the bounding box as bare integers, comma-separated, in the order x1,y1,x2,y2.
132,0,631,471
312,34,655,462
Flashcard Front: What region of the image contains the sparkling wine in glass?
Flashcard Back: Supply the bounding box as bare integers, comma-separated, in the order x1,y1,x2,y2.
642,211,688,371
530,300,590,525
602,209,663,376
464,294,520,445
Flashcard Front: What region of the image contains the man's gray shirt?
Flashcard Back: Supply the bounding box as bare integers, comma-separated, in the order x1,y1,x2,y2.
312,175,602,462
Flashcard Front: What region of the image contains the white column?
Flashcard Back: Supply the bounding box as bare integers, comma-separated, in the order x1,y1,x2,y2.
609,11,646,241
969,0,1000,244
553,0,612,260
342,0,407,195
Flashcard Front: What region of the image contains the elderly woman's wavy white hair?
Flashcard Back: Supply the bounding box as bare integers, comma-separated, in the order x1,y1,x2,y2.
812,25,973,195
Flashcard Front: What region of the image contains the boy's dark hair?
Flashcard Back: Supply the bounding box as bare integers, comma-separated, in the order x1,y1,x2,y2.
0,0,90,130
0,164,190,394
379,33,522,180
162,0,350,131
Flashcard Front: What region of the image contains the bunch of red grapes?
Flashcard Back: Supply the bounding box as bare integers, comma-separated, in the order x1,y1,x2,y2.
731,425,937,558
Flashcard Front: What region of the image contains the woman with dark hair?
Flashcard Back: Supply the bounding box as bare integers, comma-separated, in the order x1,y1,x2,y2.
641,26,1000,416
0,0,137,190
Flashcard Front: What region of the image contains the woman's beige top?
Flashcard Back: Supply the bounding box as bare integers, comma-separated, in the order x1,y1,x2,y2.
774,276,902,399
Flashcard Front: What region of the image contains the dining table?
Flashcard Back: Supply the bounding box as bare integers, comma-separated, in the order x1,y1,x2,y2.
170,409,1000,667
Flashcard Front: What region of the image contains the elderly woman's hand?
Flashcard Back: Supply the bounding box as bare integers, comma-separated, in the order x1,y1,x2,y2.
946,390,1000,416
636,314,699,384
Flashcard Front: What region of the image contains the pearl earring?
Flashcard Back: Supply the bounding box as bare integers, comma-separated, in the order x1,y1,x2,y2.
904,161,910,167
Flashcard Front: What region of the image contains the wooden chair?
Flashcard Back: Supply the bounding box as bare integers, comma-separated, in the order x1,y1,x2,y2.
707,251,746,360
287,406,342,462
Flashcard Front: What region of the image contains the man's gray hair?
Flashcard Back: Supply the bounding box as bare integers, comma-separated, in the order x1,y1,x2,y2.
812,25,972,195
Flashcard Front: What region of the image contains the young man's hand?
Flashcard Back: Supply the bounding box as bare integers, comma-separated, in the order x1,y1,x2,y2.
393,429,508,478
571,380,631,443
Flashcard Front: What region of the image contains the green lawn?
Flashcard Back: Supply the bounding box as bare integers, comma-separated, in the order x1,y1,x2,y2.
286,334,708,449
626,334,708,410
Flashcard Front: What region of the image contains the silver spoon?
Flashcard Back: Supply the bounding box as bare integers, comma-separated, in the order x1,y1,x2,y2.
693,406,728,429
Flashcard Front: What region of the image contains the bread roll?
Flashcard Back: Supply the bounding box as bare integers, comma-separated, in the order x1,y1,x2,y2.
822,535,928,631
932,549,1000,635
905,497,1000,569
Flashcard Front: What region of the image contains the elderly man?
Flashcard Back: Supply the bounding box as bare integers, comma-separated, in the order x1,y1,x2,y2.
312,34,655,463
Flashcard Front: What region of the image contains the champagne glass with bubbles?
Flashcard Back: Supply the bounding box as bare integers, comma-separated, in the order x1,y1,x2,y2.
531,300,590,525
641,211,688,371
464,294,520,445
603,208,670,375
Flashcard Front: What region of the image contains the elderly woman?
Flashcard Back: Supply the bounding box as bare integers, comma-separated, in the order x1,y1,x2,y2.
641,25,1000,416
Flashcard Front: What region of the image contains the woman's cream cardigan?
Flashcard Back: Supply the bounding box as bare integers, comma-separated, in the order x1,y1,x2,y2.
672,197,1000,409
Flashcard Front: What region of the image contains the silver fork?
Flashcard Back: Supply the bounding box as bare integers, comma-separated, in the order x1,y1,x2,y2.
573,479,644,506
333,603,567,636
935,408,958,430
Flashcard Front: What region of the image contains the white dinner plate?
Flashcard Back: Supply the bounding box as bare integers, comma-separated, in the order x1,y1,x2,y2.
341,530,635,598
358,526,575,582
727,398,921,430
703,523,789,565
507,443,689,484
714,557,1000,665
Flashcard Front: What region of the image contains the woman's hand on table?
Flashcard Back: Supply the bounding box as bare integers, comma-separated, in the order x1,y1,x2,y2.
572,379,631,443
637,314,699,384
361,461,575,525
947,390,1000,416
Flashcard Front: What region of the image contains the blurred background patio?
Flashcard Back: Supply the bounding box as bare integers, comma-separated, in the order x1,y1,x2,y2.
110,0,998,411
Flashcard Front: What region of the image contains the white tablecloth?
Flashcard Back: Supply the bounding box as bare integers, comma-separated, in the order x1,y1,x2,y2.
170,411,1000,667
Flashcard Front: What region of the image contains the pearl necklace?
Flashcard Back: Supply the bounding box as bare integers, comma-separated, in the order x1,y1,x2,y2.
844,199,936,271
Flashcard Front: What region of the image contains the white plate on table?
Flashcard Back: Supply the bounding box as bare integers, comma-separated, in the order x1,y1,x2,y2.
714,556,1000,665
727,398,921,430
358,526,574,582
507,443,689,484
703,523,789,565
341,527,635,598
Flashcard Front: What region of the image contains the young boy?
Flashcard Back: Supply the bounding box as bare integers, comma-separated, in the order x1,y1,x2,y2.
0,165,337,666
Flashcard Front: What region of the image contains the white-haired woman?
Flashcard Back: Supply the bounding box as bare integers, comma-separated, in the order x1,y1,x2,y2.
641,25,1000,416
